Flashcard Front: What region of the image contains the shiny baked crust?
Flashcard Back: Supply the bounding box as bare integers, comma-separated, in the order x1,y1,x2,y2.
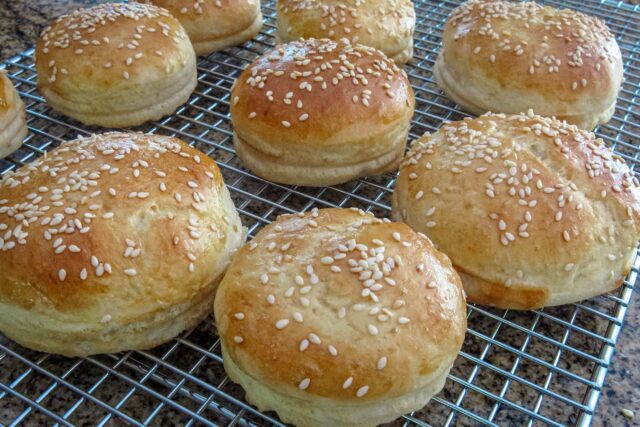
276,0,415,64
140,0,263,55
392,111,640,309
35,3,197,128
230,38,415,186
0,132,245,356
434,0,623,130
0,72,27,159
214,208,466,426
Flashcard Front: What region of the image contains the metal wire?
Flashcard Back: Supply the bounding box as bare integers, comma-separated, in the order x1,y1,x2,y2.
1,0,639,425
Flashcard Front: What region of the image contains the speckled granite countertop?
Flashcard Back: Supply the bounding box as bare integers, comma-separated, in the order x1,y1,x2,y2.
0,0,639,426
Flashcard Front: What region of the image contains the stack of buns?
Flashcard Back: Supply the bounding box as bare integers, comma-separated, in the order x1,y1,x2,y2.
393,111,640,309
35,3,197,128
276,0,416,64
215,208,466,426
0,132,245,356
230,38,415,186
434,0,623,130
140,0,263,55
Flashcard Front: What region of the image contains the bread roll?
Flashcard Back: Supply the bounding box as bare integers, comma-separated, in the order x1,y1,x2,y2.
230,38,415,186
392,111,640,310
35,3,197,128
0,72,27,159
434,0,623,130
276,0,415,64
140,0,262,55
0,132,245,356
214,208,466,426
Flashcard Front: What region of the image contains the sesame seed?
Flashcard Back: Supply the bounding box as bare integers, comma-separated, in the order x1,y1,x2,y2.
233,336,244,344
281,120,291,128
124,268,137,276
367,324,379,335
321,256,334,264
328,345,338,356
300,339,309,351
234,313,245,320
58,269,66,281
343,377,353,389
377,357,387,370
275,319,289,329
309,333,321,344
299,378,311,390
356,385,369,397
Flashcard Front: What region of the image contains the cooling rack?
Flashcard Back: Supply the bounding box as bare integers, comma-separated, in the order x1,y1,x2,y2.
1,0,639,425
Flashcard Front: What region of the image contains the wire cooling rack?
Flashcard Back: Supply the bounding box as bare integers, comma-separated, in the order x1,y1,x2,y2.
1,0,639,425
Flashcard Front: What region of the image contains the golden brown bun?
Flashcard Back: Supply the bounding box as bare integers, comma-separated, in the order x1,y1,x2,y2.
35,3,197,128
0,72,27,159
276,0,415,64
392,111,640,310
215,208,466,426
434,0,623,130
139,0,262,55
230,38,415,186
0,132,245,356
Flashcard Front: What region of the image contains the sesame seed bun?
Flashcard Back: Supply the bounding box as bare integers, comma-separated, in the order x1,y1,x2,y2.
0,72,27,159
0,132,245,356
230,38,415,186
139,0,263,56
434,0,623,130
276,0,416,64
392,111,640,310
35,3,197,128
214,208,466,426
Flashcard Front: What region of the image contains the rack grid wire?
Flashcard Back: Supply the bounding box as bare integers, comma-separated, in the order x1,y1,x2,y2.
1,0,639,425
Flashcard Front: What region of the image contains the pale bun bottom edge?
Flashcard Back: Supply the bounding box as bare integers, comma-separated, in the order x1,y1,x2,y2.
232,125,408,187
433,53,616,131
40,63,197,128
192,12,263,56
0,275,222,357
221,344,452,427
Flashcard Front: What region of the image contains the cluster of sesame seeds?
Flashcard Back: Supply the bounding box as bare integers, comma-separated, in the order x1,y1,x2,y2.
0,132,223,320
401,111,639,273
278,0,414,45
449,0,619,88
39,3,189,83
230,208,442,398
236,38,409,129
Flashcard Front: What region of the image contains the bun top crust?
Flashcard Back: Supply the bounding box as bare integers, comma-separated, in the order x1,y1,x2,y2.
441,0,622,120
214,208,466,401
0,132,243,325
141,0,261,42
276,0,415,55
230,38,414,147
35,3,194,94
393,111,640,308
